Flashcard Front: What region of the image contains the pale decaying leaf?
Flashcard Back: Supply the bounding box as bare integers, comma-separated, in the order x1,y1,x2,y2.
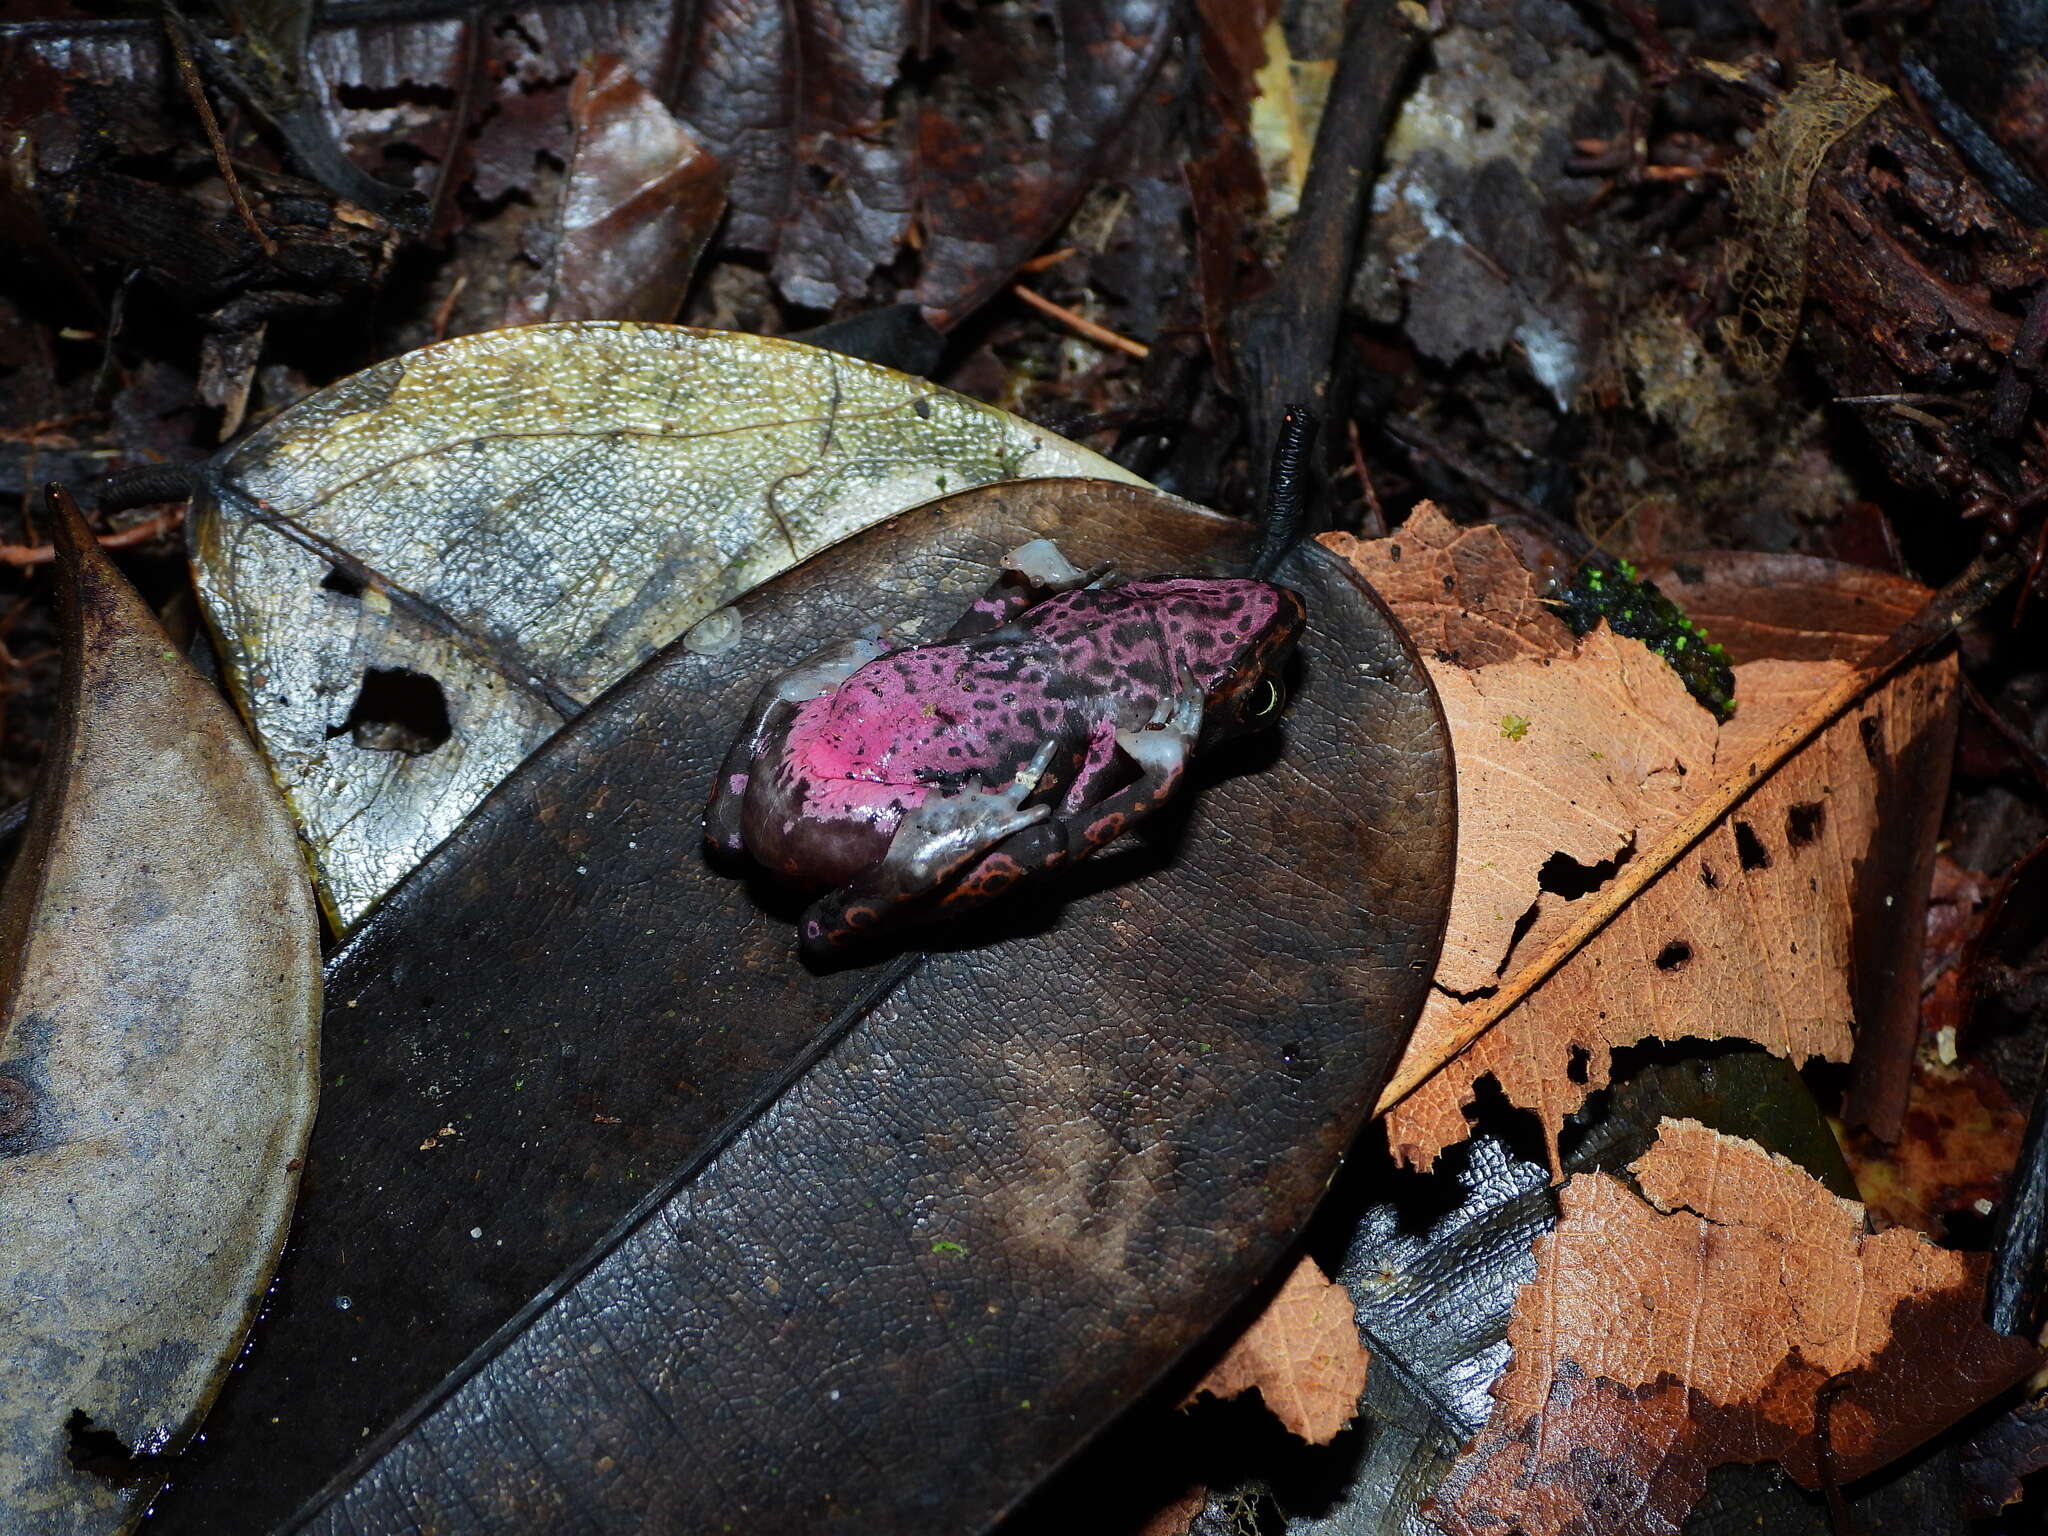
192,322,1144,929
1428,1120,2039,1536
0,495,320,1533
1185,1255,1370,1445
1327,507,1956,1167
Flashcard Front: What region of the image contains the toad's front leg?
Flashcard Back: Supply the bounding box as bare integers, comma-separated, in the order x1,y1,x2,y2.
798,741,1058,959
703,630,895,856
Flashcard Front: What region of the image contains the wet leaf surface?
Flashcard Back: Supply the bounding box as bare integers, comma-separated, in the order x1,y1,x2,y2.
0,493,319,1533
190,323,1141,930
154,479,1455,1533
501,56,726,326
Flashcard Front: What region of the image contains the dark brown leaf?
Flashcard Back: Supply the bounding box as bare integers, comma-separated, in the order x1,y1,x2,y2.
1962,1387,2048,1517
12,0,1171,325
1639,552,1929,666
909,0,1177,326
153,481,1455,1533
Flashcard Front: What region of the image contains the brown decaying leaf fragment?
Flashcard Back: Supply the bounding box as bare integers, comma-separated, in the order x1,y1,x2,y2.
1428,1120,2040,1536
1184,1255,1370,1445
911,1,1178,327
1323,505,1574,667
0,490,320,1534
504,56,726,327
1328,508,1956,1168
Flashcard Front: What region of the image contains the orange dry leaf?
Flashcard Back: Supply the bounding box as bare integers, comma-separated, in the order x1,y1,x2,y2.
1184,1255,1369,1444
1327,508,1957,1167
1840,1055,2025,1236
1428,1120,2039,1536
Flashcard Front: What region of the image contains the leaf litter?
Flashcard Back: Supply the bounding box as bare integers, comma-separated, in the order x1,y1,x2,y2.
1327,502,1956,1169
1430,1119,2039,1536
1183,1256,1370,1446
0,491,320,1535
155,481,1455,1534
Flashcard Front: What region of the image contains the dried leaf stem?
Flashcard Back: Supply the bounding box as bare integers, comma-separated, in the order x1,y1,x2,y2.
1375,547,2023,1117
1010,284,1151,358
162,10,277,257
0,507,186,566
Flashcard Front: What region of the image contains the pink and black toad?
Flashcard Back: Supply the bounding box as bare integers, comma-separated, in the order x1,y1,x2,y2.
703,538,1306,960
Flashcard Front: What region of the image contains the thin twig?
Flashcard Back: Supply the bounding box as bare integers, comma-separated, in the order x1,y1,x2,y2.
1017,247,1078,275
1010,285,1151,359
430,273,469,342
163,12,277,257
0,508,186,567
1348,416,1387,538
1384,415,1548,522
1375,549,2025,1117
1961,670,2048,793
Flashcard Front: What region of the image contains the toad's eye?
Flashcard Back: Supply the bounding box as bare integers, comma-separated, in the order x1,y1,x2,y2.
1252,679,1284,716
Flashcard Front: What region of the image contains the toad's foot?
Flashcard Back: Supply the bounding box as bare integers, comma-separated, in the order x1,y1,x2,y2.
1002,539,1114,591
950,543,1114,639
775,626,897,700
1116,664,1203,772
886,740,1058,887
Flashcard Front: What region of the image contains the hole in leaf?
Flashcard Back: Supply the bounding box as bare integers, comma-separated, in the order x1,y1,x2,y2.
65,1410,170,1487
1786,801,1825,848
1655,940,1693,971
320,564,367,598
1734,821,1771,871
1567,1045,1592,1084
1538,846,1628,901
327,668,453,755
1700,862,1720,890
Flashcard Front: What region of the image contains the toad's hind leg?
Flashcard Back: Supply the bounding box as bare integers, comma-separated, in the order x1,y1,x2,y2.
799,742,1058,957
925,669,1204,927
703,629,894,855
945,539,1113,640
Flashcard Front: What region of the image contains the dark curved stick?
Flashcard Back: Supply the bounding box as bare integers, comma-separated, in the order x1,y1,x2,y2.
1989,1054,2048,1335
1231,1,1423,472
